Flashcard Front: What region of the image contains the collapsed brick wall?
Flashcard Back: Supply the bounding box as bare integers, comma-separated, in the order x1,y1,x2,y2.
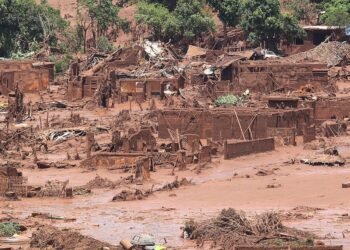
0,167,27,197
321,121,347,137
67,81,83,101
128,129,156,152
198,145,212,163
81,152,147,169
267,127,296,146
232,62,328,92
15,70,49,93
237,72,274,92
118,77,184,101
0,60,33,71
224,138,275,159
268,109,313,135
159,108,313,141
0,176,28,197
67,75,104,101
314,97,350,122
0,70,49,95
303,125,316,143
211,112,269,141
158,109,269,141
0,61,50,94
282,40,316,56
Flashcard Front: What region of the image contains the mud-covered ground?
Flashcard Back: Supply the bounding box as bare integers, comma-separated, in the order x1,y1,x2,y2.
1,130,350,249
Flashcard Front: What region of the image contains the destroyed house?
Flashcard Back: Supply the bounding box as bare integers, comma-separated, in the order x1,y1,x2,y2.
313,97,350,123
0,60,51,95
118,76,185,101
283,26,348,55
67,75,104,101
266,96,299,109
0,167,27,197
158,108,313,142
228,61,328,93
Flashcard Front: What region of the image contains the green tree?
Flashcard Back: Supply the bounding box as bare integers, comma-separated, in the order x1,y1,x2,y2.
0,0,68,57
320,0,350,26
283,0,318,23
240,0,304,50
208,0,241,45
78,0,129,51
136,0,214,43
136,1,174,40
174,0,215,41
97,35,114,53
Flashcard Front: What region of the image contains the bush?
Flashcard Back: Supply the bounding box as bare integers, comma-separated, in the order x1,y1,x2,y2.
215,94,243,107
53,54,73,74
0,222,20,237
97,36,114,53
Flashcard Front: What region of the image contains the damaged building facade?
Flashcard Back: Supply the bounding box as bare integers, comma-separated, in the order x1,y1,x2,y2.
0,60,53,95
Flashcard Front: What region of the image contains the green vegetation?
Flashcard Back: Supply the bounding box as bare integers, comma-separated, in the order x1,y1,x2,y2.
283,0,318,22
136,0,215,43
0,0,68,57
240,0,305,50
97,36,114,53
215,94,244,107
77,0,129,52
50,53,73,74
0,222,21,237
136,0,306,50
320,0,350,26
208,0,241,44
1,0,348,62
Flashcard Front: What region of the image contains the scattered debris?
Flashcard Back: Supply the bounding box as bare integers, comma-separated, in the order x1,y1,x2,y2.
256,169,275,176
36,161,75,169
287,41,350,67
300,154,346,166
267,183,282,189
112,177,192,202
31,212,76,222
35,180,70,197
30,225,120,250
342,182,350,188
112,189,146,201
321,121,347,137
183,208,314,249
47,129,87,142
0,15,349,250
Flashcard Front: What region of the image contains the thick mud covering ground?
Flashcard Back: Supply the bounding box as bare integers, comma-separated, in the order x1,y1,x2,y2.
30,225,121,250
